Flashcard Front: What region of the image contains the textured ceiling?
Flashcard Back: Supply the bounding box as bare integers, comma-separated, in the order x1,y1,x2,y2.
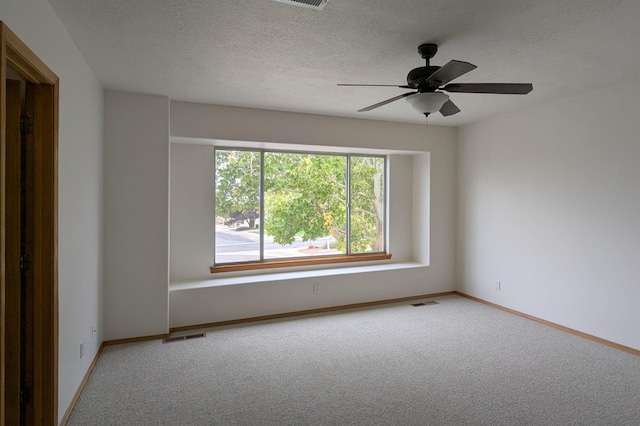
47,0,640,126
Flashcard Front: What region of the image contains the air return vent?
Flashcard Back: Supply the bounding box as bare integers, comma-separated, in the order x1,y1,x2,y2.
272,0,328,10
163,332,207,343
411,301,439,307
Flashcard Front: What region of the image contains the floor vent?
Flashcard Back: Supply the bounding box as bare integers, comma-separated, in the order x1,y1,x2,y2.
272,0,328,10
163,332,207,343
411,301,439,307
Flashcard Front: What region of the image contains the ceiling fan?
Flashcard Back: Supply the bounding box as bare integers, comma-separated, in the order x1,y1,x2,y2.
338,43,532,121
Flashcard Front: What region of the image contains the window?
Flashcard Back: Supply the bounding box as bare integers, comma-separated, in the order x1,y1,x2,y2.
212,148,389,272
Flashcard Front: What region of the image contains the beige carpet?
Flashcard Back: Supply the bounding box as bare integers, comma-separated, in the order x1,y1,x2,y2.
68,295,640,425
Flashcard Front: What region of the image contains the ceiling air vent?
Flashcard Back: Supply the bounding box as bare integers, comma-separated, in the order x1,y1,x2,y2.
272,0,328,10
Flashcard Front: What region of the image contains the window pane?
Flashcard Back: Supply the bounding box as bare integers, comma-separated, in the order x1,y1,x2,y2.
350,156,385,254
214,150,261,264
263,152,347,259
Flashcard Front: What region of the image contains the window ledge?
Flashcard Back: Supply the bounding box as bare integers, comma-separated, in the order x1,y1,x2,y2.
171,261,425,292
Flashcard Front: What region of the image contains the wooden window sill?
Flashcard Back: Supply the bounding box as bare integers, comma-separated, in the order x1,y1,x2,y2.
210,253,392,274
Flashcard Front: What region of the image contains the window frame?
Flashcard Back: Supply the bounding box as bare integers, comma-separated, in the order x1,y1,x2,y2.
211,147,390,273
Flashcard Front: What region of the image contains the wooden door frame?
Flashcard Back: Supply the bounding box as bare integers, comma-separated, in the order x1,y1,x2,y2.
1,22,59,424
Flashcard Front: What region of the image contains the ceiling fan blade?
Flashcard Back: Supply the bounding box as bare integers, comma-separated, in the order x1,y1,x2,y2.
426,60,477,85
443,83,533,94
338,84,412,88
358,92,416,112
439,99,461,116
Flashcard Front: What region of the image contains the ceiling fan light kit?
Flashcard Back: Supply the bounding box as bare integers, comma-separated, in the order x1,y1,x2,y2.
406,92,449,116
338,43,533,122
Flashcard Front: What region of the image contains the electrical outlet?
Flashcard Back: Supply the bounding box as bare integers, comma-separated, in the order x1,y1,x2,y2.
313,283,319,294
495,280,501,291
80,342,84,359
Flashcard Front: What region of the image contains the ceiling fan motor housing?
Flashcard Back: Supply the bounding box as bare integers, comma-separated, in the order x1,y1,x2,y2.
407,66,441,90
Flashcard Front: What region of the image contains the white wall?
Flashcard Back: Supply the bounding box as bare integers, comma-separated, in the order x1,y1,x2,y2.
170,144,215,281
1,0,104,421
103,91,170,340
458,81,640,351
169,102,457,328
